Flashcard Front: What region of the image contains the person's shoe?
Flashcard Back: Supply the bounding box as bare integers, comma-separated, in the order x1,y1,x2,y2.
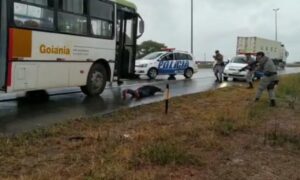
255,98,259,102
247,82,254,89
118,80,124,86
270,100,276,107
215,79,220,83
122,90,127,100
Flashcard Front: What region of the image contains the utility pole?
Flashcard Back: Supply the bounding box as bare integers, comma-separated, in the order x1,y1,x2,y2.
273,8,279,41
191,0,194,54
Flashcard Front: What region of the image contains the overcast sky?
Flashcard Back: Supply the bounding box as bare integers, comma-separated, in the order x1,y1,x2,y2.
131,0,299,62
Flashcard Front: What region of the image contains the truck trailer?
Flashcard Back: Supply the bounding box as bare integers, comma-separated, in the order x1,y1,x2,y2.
236,37,289,69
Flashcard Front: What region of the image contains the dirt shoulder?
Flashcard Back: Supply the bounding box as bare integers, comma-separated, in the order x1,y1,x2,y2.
0,75,300,180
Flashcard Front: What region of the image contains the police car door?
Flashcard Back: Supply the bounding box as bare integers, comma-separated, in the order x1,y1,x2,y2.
174,53,189,74
158,53,176,75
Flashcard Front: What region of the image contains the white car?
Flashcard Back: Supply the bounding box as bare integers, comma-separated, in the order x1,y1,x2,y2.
135,50,198,79
223,55,255,81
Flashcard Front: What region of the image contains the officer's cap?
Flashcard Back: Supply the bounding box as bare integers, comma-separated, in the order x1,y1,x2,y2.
256,51,265,56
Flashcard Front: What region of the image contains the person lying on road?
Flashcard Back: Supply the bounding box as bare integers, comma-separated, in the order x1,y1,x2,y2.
122,85,163,100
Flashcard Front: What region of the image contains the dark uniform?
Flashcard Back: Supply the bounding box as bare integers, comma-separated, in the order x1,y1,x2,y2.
213,50,225,83
255,52,279,106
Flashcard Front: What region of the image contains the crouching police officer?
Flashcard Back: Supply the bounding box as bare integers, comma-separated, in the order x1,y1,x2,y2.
255,52,279,107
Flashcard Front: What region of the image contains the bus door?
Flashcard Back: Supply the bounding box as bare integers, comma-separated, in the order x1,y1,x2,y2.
116,7,144,80
0,0,8,90
116,10,137,80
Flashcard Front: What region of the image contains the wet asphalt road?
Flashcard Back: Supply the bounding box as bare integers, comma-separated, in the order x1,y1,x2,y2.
0,68,299,135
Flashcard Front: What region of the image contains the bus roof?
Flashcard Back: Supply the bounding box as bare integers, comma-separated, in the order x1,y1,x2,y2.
114,0,137,10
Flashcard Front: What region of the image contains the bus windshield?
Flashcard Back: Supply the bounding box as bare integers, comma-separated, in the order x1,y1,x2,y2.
141,52,164,60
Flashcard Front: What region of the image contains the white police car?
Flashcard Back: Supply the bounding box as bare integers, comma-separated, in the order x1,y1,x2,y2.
135,50,198,79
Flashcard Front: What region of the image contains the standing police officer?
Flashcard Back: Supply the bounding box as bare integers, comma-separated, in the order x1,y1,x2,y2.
213,50,225,83
255,52,279,107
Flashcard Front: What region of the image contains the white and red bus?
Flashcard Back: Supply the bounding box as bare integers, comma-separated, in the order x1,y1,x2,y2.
0,0,144,96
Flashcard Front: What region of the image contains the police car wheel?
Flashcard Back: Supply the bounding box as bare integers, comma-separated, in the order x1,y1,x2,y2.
147,68,158,79
81,63,107,96
184,68,193,79
223,77,228,81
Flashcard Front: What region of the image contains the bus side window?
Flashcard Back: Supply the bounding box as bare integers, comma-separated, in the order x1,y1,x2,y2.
13,2,54,30
58,0,87,35
89,0,114,39
21,0,48,6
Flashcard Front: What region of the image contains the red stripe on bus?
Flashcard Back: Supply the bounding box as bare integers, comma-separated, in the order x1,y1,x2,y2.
7,28,14,87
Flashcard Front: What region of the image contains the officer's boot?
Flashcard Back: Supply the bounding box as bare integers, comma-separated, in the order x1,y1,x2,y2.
247,82,253,89
215,75,219,83
270,99,276,107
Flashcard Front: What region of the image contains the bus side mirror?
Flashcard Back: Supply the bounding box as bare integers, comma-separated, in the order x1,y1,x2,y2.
139,21,144,34
137,15,144,39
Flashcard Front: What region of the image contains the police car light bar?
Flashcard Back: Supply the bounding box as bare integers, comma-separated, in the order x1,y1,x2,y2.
161,48,176,52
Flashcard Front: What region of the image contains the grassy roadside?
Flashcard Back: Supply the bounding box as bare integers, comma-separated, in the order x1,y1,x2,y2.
0,75,300,179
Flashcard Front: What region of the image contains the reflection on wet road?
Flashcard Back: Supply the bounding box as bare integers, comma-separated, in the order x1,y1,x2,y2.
0,68,299,135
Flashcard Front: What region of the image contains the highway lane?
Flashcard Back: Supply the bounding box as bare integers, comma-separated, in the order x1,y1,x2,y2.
0,68,299,135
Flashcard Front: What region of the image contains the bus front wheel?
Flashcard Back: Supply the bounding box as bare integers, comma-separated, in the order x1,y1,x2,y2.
81,63,107,96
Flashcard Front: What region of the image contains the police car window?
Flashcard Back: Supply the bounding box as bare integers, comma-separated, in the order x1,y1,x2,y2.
175,53,183,60
161,53,174,61
142,52,163,60
186,54,193,60
175,53,191,60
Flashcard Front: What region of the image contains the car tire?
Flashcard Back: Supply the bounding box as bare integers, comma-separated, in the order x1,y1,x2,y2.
81,63,107,97
184,68,194,79
147,68,158,80
232,78,238,82
223,76,228,81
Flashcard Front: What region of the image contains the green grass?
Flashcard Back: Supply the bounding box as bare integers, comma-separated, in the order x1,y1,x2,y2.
213,117,236,136
266,131,300,150
277,75,300,98
137,142,202,166
0,74,300,179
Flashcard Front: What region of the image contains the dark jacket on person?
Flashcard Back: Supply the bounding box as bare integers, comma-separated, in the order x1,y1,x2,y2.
137,86,163,98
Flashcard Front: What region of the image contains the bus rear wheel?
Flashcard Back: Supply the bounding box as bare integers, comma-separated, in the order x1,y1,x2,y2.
81,63,107,96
